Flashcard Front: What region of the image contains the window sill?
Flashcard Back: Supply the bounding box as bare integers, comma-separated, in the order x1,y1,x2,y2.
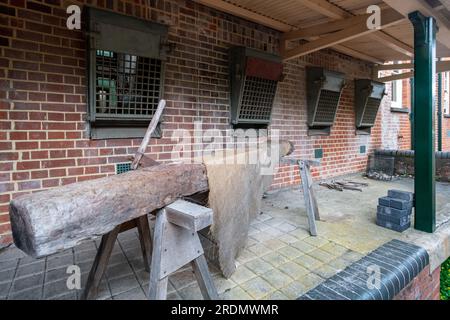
90,124,162,140
390,107,410,114
444,115,450,119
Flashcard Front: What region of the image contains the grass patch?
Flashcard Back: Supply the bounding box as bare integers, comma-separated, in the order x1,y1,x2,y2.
441,257,450,300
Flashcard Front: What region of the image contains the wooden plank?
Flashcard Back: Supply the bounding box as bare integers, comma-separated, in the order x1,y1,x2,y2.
80,226,120,300
282,8,405,61
9,163,209,258
191,255,219,300
148,209,168,300
293,0,412,58
136,215,152,272
193,0,295,32
131,100,166,170
165,200,213,232
299,160,318,236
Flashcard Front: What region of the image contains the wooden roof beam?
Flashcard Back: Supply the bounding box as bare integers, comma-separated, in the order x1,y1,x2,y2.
295,0,413,58
282,8,405,61
376,61,450,82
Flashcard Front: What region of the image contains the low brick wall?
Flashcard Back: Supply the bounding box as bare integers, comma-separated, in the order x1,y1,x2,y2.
374,150,450,182
394,265,441,300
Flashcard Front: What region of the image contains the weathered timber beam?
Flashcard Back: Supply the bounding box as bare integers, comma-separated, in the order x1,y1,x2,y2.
282,8,405,61
9,163,209,258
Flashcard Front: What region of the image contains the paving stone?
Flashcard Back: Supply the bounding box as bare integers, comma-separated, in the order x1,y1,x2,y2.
241,277,275,299
8,286,42,300
75,241,97,252
15,261,45,278
277,246,304,259
106,263,134,280
47,254,74,271
251,221,271,232
313,264,339,279
308,249,336,263
281,280,310,299
45,266,68,283
278,262,309,280
220,286,252,300
212,275,236,294
235,248,258,264
178,283,204,300
128,258,146,272
109,252,129,266
277,234,299,244
108,274,140,296
302,236,330,248
0,259,18,272
113,287,147,300
135,269,150,287
0,268,15,284
0,281,11,298
169,268,197,290
11,273,43,293
288,228,310,240
251,231,274,243
167,291,182,300
74,250,96,264
262,239,287,251
320,242,349,256
229,265,257,284
261,269,293,289
256,213,273,222
264,218,285,228
0,247,26,260
261,252,289,267
295,255,323,271
276,222,297,233
290,241,316,253
244,258,274,275
341,250,364,263
328,257,352,271
266,290,289,300
264,227,284,237
54,292,77,300
247,243,272,257
93,280,112,300
43,278,71,299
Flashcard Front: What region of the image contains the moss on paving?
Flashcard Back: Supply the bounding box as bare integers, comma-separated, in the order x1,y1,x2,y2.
441,257,450,300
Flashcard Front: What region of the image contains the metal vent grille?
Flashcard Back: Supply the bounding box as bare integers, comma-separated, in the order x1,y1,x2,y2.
362,97,381,125
95,50,162,120
315,90,341,124
116,162,131,174
238,76,278,122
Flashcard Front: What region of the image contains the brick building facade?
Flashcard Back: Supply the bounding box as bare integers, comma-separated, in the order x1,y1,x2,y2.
0,0,448,250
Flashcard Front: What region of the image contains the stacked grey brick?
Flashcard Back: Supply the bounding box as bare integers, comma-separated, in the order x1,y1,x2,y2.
377,190,415,232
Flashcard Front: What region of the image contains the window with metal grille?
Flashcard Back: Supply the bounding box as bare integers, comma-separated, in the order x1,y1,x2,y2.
95,50,162,119
238,76,278,122
86,7,168,139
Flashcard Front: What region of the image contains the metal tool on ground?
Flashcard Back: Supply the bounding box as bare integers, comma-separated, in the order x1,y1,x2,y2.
82,100,166,300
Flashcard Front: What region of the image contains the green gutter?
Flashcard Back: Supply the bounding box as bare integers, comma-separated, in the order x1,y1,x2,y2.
410,78,415,150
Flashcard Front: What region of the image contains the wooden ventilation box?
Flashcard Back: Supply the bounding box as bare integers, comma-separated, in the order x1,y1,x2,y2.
229,47,283,126
355,79,386,135
306,67,346,135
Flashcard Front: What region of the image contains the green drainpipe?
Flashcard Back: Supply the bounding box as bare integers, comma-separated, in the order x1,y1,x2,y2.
409,11,436,233
438,59,443,152
410,78,415,150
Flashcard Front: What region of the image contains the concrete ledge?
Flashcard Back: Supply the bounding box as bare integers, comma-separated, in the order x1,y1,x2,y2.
298,239,429,300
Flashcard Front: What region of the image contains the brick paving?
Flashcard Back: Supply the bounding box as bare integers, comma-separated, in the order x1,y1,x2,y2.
1,175,448,300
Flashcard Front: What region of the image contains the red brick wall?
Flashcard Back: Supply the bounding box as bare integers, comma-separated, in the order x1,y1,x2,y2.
394,265,441,300
0,0,391,246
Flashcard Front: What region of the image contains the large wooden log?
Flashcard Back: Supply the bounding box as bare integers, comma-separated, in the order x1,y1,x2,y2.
9,163,209,258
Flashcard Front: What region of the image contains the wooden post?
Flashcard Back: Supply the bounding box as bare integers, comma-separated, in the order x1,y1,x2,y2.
299,160,320,236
